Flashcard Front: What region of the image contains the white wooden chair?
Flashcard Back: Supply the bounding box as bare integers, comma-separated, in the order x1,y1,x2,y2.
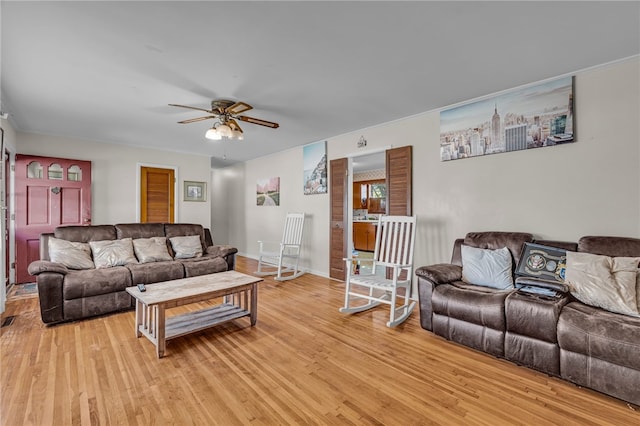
340,215,417,327
255,212,306,281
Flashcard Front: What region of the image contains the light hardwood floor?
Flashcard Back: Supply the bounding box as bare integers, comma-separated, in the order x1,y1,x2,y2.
1,256,638,425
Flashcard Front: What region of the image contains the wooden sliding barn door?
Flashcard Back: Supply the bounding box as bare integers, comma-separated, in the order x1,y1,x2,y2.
329,158,348,281
386,145,412,215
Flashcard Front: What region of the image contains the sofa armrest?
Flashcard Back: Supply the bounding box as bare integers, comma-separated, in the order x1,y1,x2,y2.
415,264,462,285
28,260,69,276
515,276,569,293
206,245,239,258
34,272,66,324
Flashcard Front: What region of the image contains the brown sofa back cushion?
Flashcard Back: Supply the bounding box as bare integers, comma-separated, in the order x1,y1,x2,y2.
54,225,116,242
578,236,640,257
115,223,165,239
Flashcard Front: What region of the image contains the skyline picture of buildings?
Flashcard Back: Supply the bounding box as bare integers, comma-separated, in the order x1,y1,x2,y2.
440,76,574,161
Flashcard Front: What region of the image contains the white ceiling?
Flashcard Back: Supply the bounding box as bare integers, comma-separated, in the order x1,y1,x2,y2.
2,2,639,168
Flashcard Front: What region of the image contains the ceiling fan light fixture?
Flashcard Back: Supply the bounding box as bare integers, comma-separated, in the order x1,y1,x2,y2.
216,123,232,138
205,127,222,140
231,129,244,140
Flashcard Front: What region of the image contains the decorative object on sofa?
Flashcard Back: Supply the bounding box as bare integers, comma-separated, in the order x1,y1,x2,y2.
169,99,279,141
28,223,238,325
184,180,206,202
256,177,280,206
132,237,173,263
169,235,204,259
565,251,640,317
516,242,567,282
48,237,95,269
89,238,138,269
303,140,327,195
340,215,417,327
460,245,513,289
255,213,306,281
439,76,574,161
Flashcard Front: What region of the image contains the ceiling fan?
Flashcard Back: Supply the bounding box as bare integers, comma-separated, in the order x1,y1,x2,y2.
169,99,279,140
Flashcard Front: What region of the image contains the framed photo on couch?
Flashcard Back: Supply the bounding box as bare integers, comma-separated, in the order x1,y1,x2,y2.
516,242,567,282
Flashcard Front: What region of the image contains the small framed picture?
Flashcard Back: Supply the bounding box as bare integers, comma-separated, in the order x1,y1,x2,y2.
184,181,206,202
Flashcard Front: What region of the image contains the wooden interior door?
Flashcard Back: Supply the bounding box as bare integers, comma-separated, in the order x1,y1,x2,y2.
386,146,412,216
15,154,92,283
329,158,348,280
140,166,175,223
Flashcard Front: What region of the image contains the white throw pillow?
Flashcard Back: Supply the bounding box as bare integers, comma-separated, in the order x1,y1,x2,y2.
48,237,95,270
461,245,514,289
169,235,203,259
565,251,640,317
89,238,139,269
132,237,172,263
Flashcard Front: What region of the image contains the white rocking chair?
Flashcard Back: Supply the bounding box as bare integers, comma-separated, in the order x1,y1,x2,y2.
340,215,417,327
255,212,306,281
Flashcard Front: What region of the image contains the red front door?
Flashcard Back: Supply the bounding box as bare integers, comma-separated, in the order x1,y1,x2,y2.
15,155,92,283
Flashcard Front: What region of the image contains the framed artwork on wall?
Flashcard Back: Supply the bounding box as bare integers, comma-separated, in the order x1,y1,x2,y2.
257,177,280,206
440,76,575,161
303,140,327,195
184,181,206,202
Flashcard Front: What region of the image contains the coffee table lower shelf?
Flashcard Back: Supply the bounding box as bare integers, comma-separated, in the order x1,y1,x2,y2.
154,303,250,341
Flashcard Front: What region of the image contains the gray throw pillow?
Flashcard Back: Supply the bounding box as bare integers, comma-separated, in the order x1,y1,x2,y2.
461,245,514,289
48,237,95,270
133,237,172,263
89,238,139,269
169,235,203,259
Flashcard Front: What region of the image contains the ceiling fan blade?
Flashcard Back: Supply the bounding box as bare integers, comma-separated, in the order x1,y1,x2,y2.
168,103,215,114
237,115,280,129
177,116,216,124
226,101,253,115
227,118,243,133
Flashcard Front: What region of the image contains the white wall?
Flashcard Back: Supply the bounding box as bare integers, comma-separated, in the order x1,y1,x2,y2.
216,57,640,277
17,133,212,226
1,118,18,312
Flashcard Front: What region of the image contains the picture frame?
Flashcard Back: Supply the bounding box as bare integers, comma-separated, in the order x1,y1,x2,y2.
184,180,206,202
516,242,567,282
303,140,327,195
440,76,575,161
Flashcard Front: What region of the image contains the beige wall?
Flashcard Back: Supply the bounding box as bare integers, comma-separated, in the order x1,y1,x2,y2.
215,57,640,278
16,133,212,226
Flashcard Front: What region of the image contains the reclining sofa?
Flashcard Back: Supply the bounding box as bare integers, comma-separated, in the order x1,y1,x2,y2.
28,223,238,325
416,231,640,406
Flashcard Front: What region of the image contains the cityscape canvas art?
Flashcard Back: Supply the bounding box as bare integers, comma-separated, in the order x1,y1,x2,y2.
303,141,327,195
440,76,574,161
256,177,280,206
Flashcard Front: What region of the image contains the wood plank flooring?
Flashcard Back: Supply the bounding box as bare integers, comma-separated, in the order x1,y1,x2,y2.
1,256,639,425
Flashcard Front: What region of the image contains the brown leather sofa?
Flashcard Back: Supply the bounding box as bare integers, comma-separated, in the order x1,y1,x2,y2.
416,232,640,406
28,223,238,325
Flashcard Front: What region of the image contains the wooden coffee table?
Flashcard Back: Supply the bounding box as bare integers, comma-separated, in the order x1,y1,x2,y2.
126,271,263,358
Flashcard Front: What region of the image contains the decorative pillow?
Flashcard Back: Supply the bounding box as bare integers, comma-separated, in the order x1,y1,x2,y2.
132,237,172,263
169,235,203,259
89,238,138,269
461,245,514,289
48,237,95,270
565,251,640,317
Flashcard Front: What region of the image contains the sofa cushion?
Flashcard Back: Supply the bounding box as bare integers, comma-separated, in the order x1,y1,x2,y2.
89,238,139,269
115,223,165,240
63,266,133,300
54,225,116,242
461,245,513,289
126,261,184,284
432,282,511,331
578,235,640,257
558,301,640,371
48,237,95,270
565,251,640,317
132,237,173,263
169,235,203,259
164,223,206,250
